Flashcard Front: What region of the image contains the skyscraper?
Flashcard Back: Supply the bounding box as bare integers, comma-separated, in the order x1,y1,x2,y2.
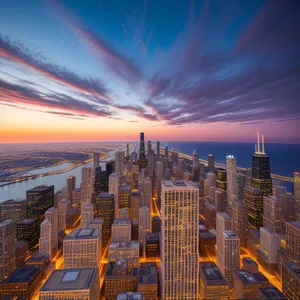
94,166,108,194
95,193,114,247
226,155,237,207
161,180,199,299
251,133,272,196
244,186,263,230
27,185,54,230
232,198,248,247
216,212,232,268
58,199,71,230
66,175,76,203
139,132,147,171
236,173,246,200
192,149,200,182
216,169,227,191
39,219,52,258
219,230,240,288
263,196,282,233
0,198,28,221
139,205,150,256
282,261,300,300
111,219,132,243
81,167,93,205
81,203,95,228
294,172,300,219
157,141,160,159
147,141,155,178
0,219,16,281
138,172,152,207
93,152,100,169
44,207,59,257
109,172,121,219
115,150,124,174
208,154,215,173
286,221,300,265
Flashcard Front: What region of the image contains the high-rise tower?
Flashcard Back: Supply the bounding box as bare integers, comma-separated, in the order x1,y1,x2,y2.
139,132,147,171
161,180,199,299
251,133,272,196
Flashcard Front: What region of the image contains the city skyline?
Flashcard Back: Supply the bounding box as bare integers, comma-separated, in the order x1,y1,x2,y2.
1,0,300,143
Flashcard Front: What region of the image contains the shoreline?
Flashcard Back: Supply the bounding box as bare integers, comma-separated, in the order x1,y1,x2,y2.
0,152,110,187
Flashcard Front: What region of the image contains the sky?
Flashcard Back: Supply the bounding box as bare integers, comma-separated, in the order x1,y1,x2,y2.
0,0,300,143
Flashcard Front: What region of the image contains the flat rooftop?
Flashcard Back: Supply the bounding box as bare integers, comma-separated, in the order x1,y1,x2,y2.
97,192,114,199
113,218,131,225
26,253,49,264
46,207,57,212
1,265,39,283
90,218,104,224
119,184,131,192
223,230,238,238
117,292,143,300
217,212,231,219
131,191,141,196
287,221,300,230
27,185,53,192
40,268,98,291
138,262,158,285
109,242,139,250
67,207,80,215
152,216,161,221
65,228,100,240
162,180,197,189
235,270,268,284
146,232,159,241
243,257,257,265
200,262,228,285
17,218,36,226
259,286,285,299
0,219,15,228
283,261,300,278
1,198,27,205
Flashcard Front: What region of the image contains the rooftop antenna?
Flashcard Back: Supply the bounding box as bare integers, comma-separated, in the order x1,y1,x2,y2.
262,134,265,154
255,144,257,153
257,132,260,154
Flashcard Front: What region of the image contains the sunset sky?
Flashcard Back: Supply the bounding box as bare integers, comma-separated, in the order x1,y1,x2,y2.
0,0,300,143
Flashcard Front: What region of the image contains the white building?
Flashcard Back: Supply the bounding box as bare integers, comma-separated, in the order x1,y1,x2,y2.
138,172,152,207
63,228,102,268
39,219,52,258
45,207,59,256
58,199,71,230
139,205,150,256
263,196,282,233
111,219,132,243
81,203,95,228
226,155,237,206
216,212,232,268
81,167,93,205
259,227,280,264
109,172,121,219
161,180,199,299
220,230,240,288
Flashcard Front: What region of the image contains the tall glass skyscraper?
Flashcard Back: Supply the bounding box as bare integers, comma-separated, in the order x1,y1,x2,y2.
139,132,147,171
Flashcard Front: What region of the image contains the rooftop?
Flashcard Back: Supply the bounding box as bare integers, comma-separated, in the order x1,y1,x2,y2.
0,219,15,228
40,268,98,291
259,286,285,299
235,270,268,284
17,218,36,226
46,207,57,212
97,192,114,199
67,207,80,215
1,198,27,205
283,260,300,278
109,242,139,250
0,265,39,284
287,221,300,230
217,212,231,219
152,215,161,221
138,262,158,285
65,228,100,240
117,292,143,300
131,191,141,196
223,230,238,238
243,257,257,265
162,180,197,189
113,218,131,226
146,232,159,241
90,218,104,224
200,262,228,285
27,185,53,193
26,253,49,264
119,184,131,192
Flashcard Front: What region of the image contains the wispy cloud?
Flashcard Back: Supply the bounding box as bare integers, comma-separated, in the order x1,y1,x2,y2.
0,35,112,100
47,0,142,85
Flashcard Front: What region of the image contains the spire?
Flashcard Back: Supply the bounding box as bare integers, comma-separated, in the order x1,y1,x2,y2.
255,144,257,153
262,134,265,154
257,132,260,153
